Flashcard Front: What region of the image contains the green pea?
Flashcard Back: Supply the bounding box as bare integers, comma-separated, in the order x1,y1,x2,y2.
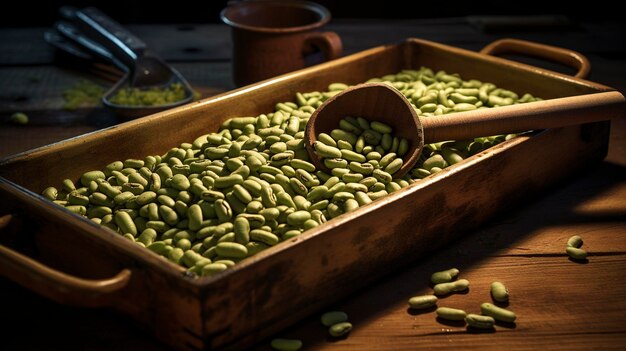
480,302,517,323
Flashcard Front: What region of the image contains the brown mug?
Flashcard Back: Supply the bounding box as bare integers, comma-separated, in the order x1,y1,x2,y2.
221,0,342,87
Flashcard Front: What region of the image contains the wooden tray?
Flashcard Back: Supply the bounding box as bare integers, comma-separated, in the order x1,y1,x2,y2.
0,38,623,350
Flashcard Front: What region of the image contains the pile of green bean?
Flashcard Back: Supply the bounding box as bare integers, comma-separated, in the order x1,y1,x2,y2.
109,82,186,106
41,67,541,275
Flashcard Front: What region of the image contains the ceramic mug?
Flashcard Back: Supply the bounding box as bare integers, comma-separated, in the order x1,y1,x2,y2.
221,0,342,86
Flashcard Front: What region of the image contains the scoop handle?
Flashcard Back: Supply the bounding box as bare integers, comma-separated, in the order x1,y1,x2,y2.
421,91,625,143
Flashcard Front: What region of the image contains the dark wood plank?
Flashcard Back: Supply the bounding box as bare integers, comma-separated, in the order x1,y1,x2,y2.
2,19,625,66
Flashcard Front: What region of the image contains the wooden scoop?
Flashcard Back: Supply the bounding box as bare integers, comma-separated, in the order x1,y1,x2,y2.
305,82,625,178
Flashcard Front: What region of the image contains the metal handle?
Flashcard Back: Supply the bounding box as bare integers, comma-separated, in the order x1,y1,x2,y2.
74,7,147,69
0,214,131,308
55,21,129,72
480,38,591,79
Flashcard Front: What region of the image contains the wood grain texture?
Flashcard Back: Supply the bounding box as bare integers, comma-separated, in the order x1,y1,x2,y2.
0,20,625,351
254,161,626,351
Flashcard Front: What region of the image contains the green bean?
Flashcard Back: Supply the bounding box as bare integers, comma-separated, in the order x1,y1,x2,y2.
490,281,509,302
80,170,105,187
433,279,469,295
408,295,438,309
566,246,587,260
436,307,466,321
431,268,460,284
201,262,228,276
270,338,302,351
250,229,279,246
480,302,517,323
329,322,352,337
567,235,583,248
314,141,342,158
465,314,495,329
321,311,349,327
115,211,137,236
215,242,248,258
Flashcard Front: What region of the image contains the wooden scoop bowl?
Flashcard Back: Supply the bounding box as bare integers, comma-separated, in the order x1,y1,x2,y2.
305,83,423,177
305,82,625,178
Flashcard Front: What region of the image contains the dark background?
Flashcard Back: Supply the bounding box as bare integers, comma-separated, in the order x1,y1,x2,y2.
1,0,622,26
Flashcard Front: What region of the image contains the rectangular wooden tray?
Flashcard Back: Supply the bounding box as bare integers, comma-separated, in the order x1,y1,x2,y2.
0,38,623,350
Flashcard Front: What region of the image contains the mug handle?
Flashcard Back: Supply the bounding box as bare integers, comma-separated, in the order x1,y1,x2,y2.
305,31,343,61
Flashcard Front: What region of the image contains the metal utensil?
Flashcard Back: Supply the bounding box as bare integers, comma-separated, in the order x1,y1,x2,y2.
72,7,194,119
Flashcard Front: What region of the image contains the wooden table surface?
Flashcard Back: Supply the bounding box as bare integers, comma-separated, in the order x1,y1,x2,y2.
1,17,625,350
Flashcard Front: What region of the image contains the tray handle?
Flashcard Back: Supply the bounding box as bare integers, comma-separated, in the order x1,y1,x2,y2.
480,38,591,79
0,214,131,308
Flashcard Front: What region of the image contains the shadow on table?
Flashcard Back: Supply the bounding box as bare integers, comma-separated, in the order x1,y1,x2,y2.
275,160,626,349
